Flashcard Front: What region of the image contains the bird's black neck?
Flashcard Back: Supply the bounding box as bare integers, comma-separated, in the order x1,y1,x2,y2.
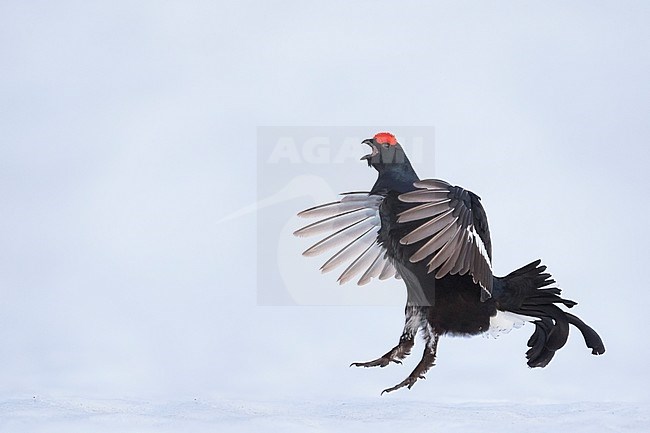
370,161,420,195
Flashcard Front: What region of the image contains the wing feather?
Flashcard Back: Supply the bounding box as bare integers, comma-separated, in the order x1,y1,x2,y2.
408,219,458,263
297,199,371,219
413,179,451,189
302,217,377,257
426,225,462,272
379,259,397,280
293,208,377,237
320,227,376,273
436,229,465,277
294,193,399,285
357,250,386,285
398,179,493,298
400,209,456,245
399,190,450,203
397,200,451,223
337,242,382,284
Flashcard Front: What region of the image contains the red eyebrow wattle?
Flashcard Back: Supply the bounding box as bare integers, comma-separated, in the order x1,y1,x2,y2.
374,132,397,145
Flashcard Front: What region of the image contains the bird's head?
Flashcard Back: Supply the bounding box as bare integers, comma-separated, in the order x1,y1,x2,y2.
361,132,410,172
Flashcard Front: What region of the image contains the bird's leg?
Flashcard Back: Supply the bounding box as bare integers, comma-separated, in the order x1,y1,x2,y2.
381,325,439,394
351,305,425,368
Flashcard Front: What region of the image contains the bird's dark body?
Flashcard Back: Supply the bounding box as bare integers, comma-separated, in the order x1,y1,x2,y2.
428,276,497,335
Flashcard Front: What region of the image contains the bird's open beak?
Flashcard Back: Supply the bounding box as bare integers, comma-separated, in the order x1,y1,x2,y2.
360,139,379,161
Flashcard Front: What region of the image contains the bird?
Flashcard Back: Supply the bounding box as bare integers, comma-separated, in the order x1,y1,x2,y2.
293,132,605,394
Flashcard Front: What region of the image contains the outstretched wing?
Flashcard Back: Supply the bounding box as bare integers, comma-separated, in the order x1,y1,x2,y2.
397,179,493,299
293,193,400,285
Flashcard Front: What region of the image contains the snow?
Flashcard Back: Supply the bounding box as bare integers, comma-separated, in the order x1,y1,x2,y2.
1,397,648,433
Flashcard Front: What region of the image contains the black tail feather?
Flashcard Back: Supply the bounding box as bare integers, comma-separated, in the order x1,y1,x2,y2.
495,260,605,368
531,305,570,351
565,312,606,355
526,318,556,368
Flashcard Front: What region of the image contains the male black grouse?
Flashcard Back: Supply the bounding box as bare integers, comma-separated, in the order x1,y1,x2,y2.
294,132,605,394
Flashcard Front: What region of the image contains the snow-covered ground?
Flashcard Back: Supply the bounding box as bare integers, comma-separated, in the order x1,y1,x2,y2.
1,397,648,433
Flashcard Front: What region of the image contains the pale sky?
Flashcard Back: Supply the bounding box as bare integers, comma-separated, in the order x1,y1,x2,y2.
1,1,649,402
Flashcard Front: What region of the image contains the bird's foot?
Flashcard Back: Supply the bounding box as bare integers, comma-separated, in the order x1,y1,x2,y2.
380,342,438,395
350,356,402,368
381,374,425,395
350,338,415,368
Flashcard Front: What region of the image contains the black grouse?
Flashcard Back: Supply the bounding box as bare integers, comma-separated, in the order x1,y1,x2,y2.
294,132,605,394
